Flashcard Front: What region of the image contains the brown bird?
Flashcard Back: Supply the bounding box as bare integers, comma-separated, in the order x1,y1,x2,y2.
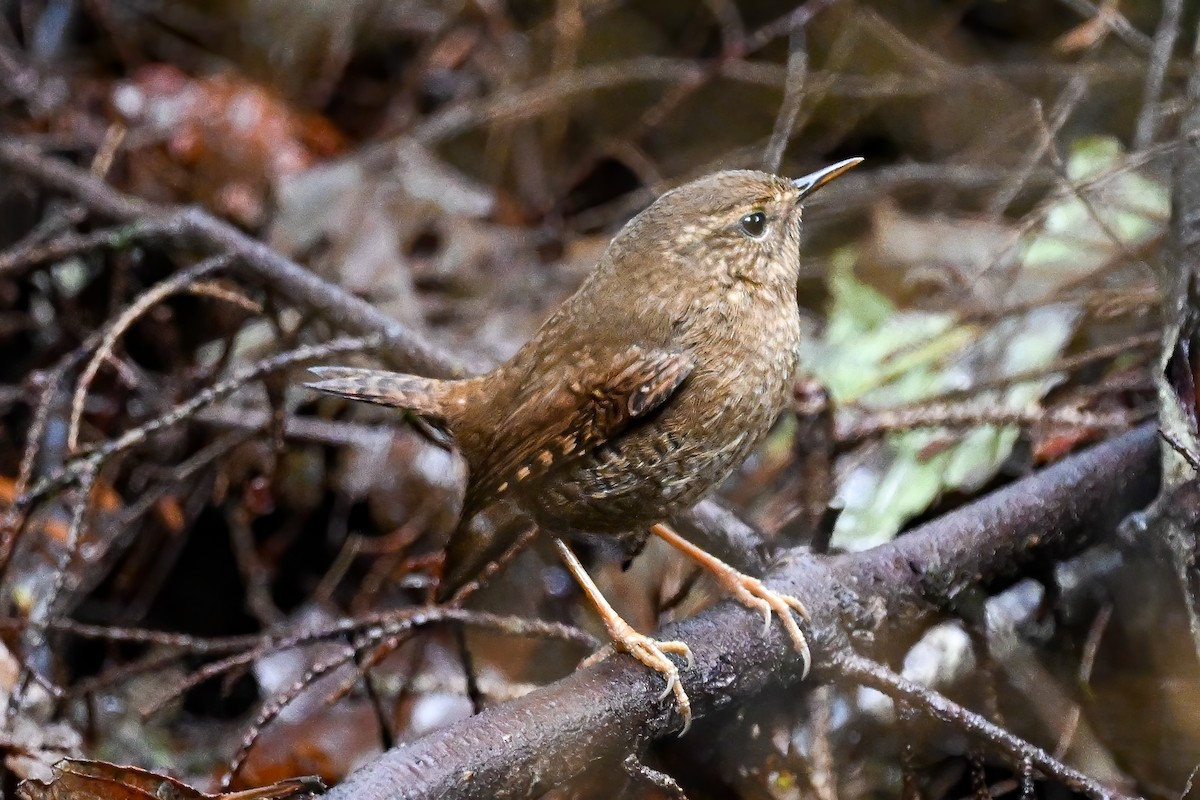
307,158,862,730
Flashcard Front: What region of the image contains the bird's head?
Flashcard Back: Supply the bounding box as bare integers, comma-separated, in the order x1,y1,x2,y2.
607,158,862,292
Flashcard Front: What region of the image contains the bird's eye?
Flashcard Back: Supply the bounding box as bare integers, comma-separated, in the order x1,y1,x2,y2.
739,211,768,238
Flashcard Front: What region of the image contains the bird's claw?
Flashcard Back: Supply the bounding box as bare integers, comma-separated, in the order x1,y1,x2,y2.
646,523,813,679
608,628,694,734
722,571,812,678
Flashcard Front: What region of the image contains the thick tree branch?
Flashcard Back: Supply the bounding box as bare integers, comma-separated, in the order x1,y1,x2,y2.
326,425,1157,800
1154,18,1200,661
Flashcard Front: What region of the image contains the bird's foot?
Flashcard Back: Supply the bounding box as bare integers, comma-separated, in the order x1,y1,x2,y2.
715,567,811,677
649,522,811,677
605,617,694,733
554,538,695,733
575,609,695,733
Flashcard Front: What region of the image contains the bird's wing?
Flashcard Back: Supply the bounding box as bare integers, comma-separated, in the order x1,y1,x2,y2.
460,343,694,522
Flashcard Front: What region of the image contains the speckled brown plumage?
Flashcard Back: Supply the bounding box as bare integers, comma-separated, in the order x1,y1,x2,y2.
308,159,861,729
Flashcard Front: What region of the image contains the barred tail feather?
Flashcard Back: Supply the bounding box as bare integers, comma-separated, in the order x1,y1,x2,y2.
306,366,454,421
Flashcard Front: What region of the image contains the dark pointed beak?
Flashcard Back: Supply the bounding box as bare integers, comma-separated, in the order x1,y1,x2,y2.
792,157,863,201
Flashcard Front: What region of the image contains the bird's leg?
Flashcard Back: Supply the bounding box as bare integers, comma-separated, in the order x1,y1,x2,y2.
649,522,811,677
553,537,695,732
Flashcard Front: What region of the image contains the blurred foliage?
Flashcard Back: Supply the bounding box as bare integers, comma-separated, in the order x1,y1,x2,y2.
808,137,1166,547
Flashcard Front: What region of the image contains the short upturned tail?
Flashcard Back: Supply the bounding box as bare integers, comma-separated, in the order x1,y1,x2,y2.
306,366,456,422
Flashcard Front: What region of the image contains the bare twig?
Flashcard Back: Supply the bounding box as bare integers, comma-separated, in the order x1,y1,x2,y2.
21,335,386,507
7,464,98,723
0,219,175,277
137,606,598,720
623,754,688,800
1054,602,1113,758
221,639,358,788
837,653,1124,800
1134,0,1183,150
216,606,600,789
988,76,1089,217
761,25,808,173
835,403,1139,443
67,254,234,451
742,0,843,55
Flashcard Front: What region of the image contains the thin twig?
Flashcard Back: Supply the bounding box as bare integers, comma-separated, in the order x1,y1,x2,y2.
217,606,600,789
0,219,176,277
221,639,358,789
762,25,808,173
1133,0,1183,150
7,464,98,723
21,335,386,507
68,254,233,451
1053,602,1112,758
835,403,1138,444
836,653,1128,800
140,606,598,719
989,76,1089,217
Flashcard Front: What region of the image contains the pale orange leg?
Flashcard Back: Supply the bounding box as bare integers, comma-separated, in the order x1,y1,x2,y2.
649,522,812,678
553,537,695,733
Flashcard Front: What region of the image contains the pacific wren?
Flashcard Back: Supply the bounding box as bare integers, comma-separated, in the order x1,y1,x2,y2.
308,158,862,730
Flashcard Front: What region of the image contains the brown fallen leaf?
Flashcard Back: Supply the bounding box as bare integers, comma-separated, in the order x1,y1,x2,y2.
1052,0,1118,54
110,64,345,227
